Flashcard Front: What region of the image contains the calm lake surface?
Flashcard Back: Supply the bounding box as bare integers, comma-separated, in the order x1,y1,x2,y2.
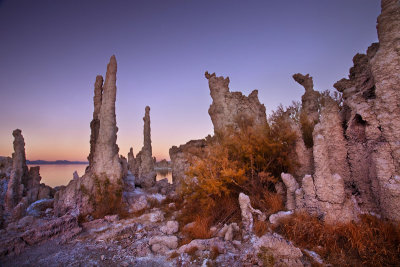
28,164,172,187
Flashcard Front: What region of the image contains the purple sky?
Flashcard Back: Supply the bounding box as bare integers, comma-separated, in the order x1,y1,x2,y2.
0,0,380,161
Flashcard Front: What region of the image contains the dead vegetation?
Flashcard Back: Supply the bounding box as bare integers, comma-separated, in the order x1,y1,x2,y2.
274,212,400,266
177,115,295,242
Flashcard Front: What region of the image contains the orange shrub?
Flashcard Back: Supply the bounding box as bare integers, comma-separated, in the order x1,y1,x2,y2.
179,115,296,232
181,215,213,241
275,212,400,266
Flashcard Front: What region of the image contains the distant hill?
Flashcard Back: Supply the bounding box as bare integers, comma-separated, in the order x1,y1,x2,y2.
27,160,88,165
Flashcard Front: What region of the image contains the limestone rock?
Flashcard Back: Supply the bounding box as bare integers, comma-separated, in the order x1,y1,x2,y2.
217,223,239,241
149,235,178,254
138,209,164,223
169,139,207,187
0,156,12,178
205,71,267,135
295,173,360,224
0,214,81,257
21,214,81,245
26,198,54,217
293,73,320,124
269,210,293,225
135,106,156,188
87,75,103,171
331,0,400,221
123,171,136,192
73,171,79,180
120,155,128,179
128,195,148,213
281,173,299,210
55,56,124,217
288,118,313,178
253,233,303,266
176,238,225,254
238,193,265,237
127,147,137,175
91,55,123,183
5,129,29,211
160,220,179,235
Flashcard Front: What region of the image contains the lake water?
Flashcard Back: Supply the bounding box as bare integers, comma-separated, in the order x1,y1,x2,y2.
28,164,172,187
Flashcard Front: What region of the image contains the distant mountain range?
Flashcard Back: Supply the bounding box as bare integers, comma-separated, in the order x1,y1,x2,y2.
27,160,88,165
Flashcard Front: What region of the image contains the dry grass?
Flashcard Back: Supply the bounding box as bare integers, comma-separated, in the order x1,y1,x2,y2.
254,220,269,237
275,212,400,266
263,191,284,215
181,215,213,240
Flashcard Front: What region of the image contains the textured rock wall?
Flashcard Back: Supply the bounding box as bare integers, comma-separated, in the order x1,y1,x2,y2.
205,71,267,134
282,0,400,222
331,0,400,221
285,116,313,179
368,0,400,221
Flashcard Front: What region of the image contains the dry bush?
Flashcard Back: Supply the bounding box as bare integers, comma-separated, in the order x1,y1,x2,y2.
254,220,269,237
264,192,284,214
275,212,400,266
179,116,296,230
181,215,213,241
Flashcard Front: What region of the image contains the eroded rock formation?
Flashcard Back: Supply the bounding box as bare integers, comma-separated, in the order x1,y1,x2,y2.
0,130,54,225
293,73,320,124
91,55,122,183
134,106,156,188
5,129,29,212
169,139,207,187
238,193,266,238
330,0,400,221
87,75,103,171
205,71,267,134
127,147,136,176
55,55,124,216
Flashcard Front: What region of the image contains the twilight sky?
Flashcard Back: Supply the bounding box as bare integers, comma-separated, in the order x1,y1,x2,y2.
0,0,380,161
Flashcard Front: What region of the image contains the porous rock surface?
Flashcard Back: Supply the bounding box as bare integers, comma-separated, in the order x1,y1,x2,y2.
134,106,156,188
293,73,320,125
91,55,122,183
1,130,53,225
331,0,400,221
238,193,266,237
205,71,267,134
54,56,124,216
169,139,207,187
5,129,30,212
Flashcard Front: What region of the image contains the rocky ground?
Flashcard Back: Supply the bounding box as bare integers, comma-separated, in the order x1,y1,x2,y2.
0,189,316,267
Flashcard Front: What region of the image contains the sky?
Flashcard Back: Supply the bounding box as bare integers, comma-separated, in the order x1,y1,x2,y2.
0,0,380,161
